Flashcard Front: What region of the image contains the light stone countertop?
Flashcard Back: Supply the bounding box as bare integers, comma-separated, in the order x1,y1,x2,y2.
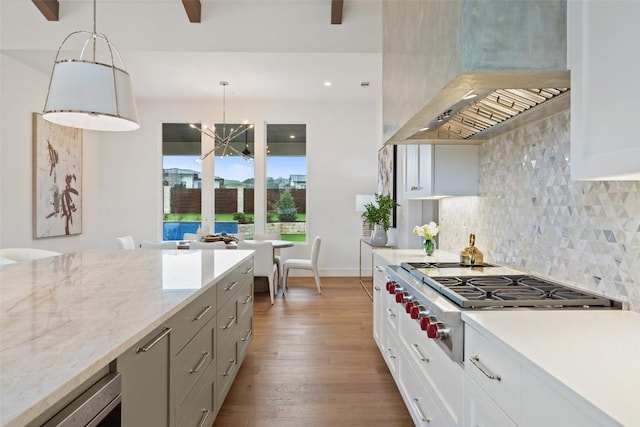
462,310,640,427
0,249,253,427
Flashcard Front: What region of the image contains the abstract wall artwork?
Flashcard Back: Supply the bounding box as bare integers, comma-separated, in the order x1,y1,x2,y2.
33,113,82,238
377,144,397,228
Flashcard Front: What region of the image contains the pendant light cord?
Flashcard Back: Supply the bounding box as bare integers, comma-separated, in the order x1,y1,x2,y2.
92,0,97,61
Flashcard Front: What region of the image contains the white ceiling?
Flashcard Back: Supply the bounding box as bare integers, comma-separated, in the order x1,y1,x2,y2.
1,0,383,103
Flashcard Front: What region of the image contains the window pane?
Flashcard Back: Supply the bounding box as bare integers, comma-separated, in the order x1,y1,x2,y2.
162,123,202,240
213,124,255,238
266,124,307,242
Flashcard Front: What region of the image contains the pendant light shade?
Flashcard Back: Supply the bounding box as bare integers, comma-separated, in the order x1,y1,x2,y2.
42,1,139,132
44,59,138,131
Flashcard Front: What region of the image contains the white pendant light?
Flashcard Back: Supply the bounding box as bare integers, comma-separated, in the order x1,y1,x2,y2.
42,0,139,131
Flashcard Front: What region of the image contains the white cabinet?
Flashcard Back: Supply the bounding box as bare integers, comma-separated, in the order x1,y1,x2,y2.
403,145,479,199
464,322,619,427
569,0,640,180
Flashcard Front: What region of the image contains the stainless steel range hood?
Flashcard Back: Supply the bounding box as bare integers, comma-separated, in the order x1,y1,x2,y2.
395,70,570,144
383,0,570,145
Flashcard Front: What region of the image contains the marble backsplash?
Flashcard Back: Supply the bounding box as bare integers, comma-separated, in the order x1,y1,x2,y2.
439,110,640,311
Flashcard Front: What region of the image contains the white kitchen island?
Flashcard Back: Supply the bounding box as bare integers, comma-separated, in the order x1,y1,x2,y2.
0,249,254,427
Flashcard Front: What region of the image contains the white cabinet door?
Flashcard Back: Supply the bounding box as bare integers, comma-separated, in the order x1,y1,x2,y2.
569,0,640,180
463,374,516,427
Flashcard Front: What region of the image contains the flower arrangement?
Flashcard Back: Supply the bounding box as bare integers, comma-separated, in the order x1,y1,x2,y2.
413,221,441,240
413,222,440,255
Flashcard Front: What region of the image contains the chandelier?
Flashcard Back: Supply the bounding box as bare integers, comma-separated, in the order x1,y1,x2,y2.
42,0,139,131
190,81,254,162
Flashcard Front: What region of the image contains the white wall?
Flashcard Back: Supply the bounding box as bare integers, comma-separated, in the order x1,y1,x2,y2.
97,99,379,275
0,56,380,276
0,55,102,253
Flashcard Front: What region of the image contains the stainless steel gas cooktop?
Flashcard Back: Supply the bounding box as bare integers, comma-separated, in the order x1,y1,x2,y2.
400,262,613,309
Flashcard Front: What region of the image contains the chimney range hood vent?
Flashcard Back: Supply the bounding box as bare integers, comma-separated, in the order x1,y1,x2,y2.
383,1,570,145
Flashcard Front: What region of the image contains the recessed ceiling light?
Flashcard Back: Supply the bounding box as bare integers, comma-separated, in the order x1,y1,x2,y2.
324,81,332,87
289,135,295,139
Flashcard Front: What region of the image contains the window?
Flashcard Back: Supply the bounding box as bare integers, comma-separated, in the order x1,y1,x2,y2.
213,124,255,237
266,124,307,242
161,123,203,240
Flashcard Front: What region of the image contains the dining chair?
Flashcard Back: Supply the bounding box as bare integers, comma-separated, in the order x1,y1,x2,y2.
139,241,178,249
282,236,322,296
238,240,278,304
182,232,200,241
253,232,282,281
189,241,226,250
0,248,61,262
115,235,136,250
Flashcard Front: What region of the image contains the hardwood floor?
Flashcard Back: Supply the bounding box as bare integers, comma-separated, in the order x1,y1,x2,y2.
213,277,413,427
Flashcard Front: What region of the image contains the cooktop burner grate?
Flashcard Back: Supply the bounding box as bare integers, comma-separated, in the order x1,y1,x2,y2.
418,274,613,309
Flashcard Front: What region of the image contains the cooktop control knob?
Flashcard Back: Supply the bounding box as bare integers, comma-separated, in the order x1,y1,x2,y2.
427,322,451,340
388,284,402,295
420,315,437,331
395,291,410,304
385,281,395,292
405,300,418,314
410,305,426,319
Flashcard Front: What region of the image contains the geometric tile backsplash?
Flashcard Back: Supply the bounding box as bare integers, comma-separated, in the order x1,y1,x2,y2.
439,110,640,311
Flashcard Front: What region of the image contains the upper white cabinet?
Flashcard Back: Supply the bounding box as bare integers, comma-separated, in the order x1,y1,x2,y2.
404,145,479,199
569,0,640,180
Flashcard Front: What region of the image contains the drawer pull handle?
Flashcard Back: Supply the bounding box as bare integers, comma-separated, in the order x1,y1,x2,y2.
386,348,396,360
221,316,236,330
242,295,253,305
222,359,236,377
241,329,252,342
386,308,397,318
135,327,171,353
196,409,210,427
412,343,429,363
244,267,254,275
224,281,239,292
374,286,381,291
470,355,502,381
411,397,431,423
191,305,212,321
190,352,210,374
374,265,384,272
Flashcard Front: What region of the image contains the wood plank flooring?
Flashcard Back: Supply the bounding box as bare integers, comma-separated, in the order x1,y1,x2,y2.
213,277,413,427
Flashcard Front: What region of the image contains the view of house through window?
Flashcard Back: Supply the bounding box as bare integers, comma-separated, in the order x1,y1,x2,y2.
161,122,306,242
213,124,255,237
266,124,307,242
161,123,203,240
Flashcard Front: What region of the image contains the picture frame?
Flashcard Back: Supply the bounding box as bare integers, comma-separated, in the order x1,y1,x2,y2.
32,113,83,238
377,144,397,228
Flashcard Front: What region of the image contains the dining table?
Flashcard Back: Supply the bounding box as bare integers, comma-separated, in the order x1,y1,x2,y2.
178,239,295,250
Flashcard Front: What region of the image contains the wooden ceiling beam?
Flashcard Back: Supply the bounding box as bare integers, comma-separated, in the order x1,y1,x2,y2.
182,0,201,23
331,0,343,24
32,0,59,21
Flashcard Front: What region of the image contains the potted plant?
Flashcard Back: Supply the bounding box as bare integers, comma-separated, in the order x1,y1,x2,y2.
361,193,399,245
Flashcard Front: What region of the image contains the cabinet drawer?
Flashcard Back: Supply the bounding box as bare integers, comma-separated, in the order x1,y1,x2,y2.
381,322,401,377
174,317,214,411
177,361,216,427
168,286,216,357
217,258,252,308
464,325,520,423
216,341,238,412
400,312,463,426
237,279,254,321
383,292,400,333
464,373,516,427
217,298,238,349
400,357,446,427
237,315,253,363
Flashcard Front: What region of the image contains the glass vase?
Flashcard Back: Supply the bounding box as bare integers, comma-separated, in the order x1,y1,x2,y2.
423,239,435,256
